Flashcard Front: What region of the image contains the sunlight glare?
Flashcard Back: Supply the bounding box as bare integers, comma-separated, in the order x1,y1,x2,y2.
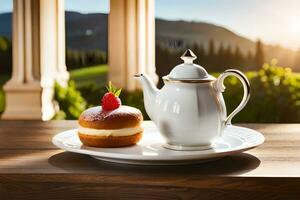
288,17,300,34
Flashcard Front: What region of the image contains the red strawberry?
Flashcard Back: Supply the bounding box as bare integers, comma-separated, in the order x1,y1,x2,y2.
101,92,121,110
101,82,122,111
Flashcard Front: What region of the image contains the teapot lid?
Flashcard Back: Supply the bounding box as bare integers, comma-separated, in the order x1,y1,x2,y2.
166,49,215,82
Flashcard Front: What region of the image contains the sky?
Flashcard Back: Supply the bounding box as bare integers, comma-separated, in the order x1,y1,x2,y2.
155,0,300,50
1,0,300,49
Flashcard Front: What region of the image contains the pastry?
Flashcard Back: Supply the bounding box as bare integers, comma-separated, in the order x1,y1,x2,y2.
78,82,143,147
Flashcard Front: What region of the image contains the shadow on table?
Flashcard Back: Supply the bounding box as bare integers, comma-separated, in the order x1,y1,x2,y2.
49,152,260,176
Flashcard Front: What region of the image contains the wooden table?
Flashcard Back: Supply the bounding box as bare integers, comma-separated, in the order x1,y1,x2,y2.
1,121,300,199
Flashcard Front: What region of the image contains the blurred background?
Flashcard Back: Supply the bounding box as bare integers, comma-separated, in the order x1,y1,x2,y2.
1,0,300,122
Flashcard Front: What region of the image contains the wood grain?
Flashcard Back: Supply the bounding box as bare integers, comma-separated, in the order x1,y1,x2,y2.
1,121,300,199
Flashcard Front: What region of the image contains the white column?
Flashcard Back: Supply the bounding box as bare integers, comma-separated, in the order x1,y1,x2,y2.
56,0,69,88
144,0,157,82
2,0,42,120
40,0,69,120
24,0,34,82
109,0,158,91
2,0,68,120
108,0,126,88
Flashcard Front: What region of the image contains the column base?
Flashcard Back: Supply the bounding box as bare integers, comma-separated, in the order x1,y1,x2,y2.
1,81,43,120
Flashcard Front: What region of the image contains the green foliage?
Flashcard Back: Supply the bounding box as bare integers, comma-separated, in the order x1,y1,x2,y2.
54,81,149,120
224,61,300,123
0,37,9,51
121,90,149,120
53,81,87,120
54,62,300,122
0,74,10,86
77,83,106,108
0,88,5,114
0,36,12,74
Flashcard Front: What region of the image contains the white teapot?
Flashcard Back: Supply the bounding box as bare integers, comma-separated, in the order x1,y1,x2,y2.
135,49,250,150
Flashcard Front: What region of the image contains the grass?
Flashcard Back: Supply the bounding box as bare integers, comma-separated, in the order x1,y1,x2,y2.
69,64,108,87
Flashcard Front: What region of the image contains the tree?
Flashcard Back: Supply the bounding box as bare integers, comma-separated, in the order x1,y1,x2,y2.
192,43,205,65
207,39,216,70
245,50,255,70
233,45,244,69
208,39,216,57
155,44,177,88
255,39,265,69
216,42,225,69
197,43,206,66
224,45,234,67
66,49,107,70
192,43,200,59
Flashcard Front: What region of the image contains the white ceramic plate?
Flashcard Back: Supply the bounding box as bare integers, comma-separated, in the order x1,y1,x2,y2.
52,125,264,165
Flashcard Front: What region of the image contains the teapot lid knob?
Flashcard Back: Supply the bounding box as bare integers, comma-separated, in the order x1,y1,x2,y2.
180,49,197,64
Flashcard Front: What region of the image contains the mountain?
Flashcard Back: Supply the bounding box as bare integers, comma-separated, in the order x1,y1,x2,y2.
0,11,297,68
0,13,12,38
156,19,255,55
0,12,255,53
155,19,296,67
0,12,109,51
65,12,108,51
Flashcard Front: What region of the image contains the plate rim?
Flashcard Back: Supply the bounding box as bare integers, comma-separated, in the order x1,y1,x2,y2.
52,125,264,162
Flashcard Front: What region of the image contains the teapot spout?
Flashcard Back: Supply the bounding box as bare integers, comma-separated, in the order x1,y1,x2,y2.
134,74,159,122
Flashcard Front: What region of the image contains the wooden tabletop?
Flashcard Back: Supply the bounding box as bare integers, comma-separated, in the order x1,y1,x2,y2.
1,121,300,199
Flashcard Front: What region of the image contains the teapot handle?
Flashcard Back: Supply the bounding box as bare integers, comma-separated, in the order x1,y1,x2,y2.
214,69,250,125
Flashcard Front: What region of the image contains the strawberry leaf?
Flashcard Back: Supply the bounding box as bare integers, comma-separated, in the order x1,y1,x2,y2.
105,81,122,96
115,88,122,97
108,81,112,92
112,86,116,94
